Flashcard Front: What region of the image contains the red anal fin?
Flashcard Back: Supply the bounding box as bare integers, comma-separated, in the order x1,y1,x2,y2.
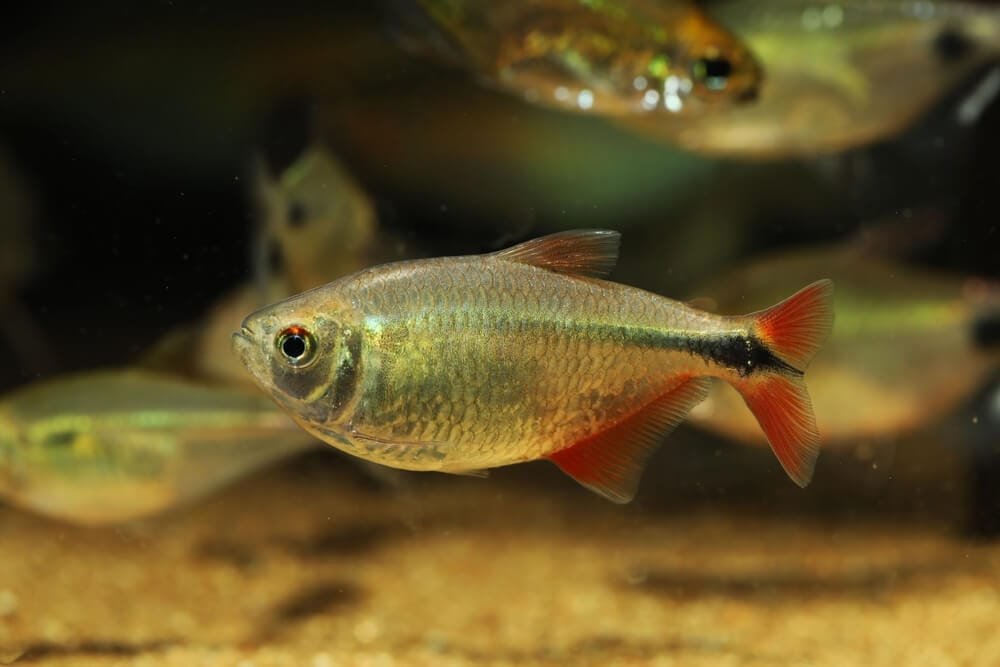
492,230,621,278
752,279,834,370
737,374,820,487
547,377,711,503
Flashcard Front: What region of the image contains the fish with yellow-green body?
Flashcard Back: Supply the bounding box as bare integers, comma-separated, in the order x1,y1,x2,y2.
393,0,762,115
0,370,313,524
687,244,1000,443
233,231,834,502
623,0,1000,157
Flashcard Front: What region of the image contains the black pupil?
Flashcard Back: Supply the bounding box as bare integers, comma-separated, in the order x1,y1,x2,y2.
697,57,732,88
282,334,307,359
287,200,307,228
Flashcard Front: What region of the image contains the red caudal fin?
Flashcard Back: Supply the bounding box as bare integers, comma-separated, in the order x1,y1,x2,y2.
737,373,821,487
751,279,834,371
548,377,712,503
735,280,834,487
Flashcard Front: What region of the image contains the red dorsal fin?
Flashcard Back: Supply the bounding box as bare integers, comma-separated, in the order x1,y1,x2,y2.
737,374,820,487
751,279,834,370
492,229,621,278
547,377,711,503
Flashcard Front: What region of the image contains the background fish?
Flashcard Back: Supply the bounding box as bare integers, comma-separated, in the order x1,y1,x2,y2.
253,143,383,292
388,0,762,115
622,0,1000,157
0,370,315,525
687,244,1000,443
233,230,834,502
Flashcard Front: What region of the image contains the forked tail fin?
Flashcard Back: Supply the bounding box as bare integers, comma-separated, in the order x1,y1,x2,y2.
734,280,834,487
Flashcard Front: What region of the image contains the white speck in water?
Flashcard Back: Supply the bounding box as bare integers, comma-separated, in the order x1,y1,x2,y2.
554,86,570,102
972,415,979,425
577,89,594,110
664,76,684,112
801,7,824,30
641,89,660,110
633,75,648,91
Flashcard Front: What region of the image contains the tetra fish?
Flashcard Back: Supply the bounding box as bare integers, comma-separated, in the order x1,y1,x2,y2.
233,230,833,502
0,369,314,524
391,0,762,115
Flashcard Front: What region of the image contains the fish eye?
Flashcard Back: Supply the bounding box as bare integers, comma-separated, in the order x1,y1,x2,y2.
276,326,316,367
692,56,733,91
933,28,973,63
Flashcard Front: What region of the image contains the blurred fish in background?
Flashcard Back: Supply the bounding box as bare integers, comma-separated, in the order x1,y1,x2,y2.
622,0,1000,157
385,0,762,115
0,369,314,524
253,138,385,291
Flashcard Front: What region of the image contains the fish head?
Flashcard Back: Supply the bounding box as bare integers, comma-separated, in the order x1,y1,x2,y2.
232,289,363,430
629,8,762,113
261,145,378,290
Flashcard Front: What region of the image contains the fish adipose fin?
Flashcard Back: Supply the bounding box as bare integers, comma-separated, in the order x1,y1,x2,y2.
493,229,621,279
737,279,835,487
547,376,712,504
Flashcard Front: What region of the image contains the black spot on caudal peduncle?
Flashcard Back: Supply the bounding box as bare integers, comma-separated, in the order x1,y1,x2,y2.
685,333,801,377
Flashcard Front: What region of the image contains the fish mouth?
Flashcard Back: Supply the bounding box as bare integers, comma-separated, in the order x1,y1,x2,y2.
231,326,255,357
